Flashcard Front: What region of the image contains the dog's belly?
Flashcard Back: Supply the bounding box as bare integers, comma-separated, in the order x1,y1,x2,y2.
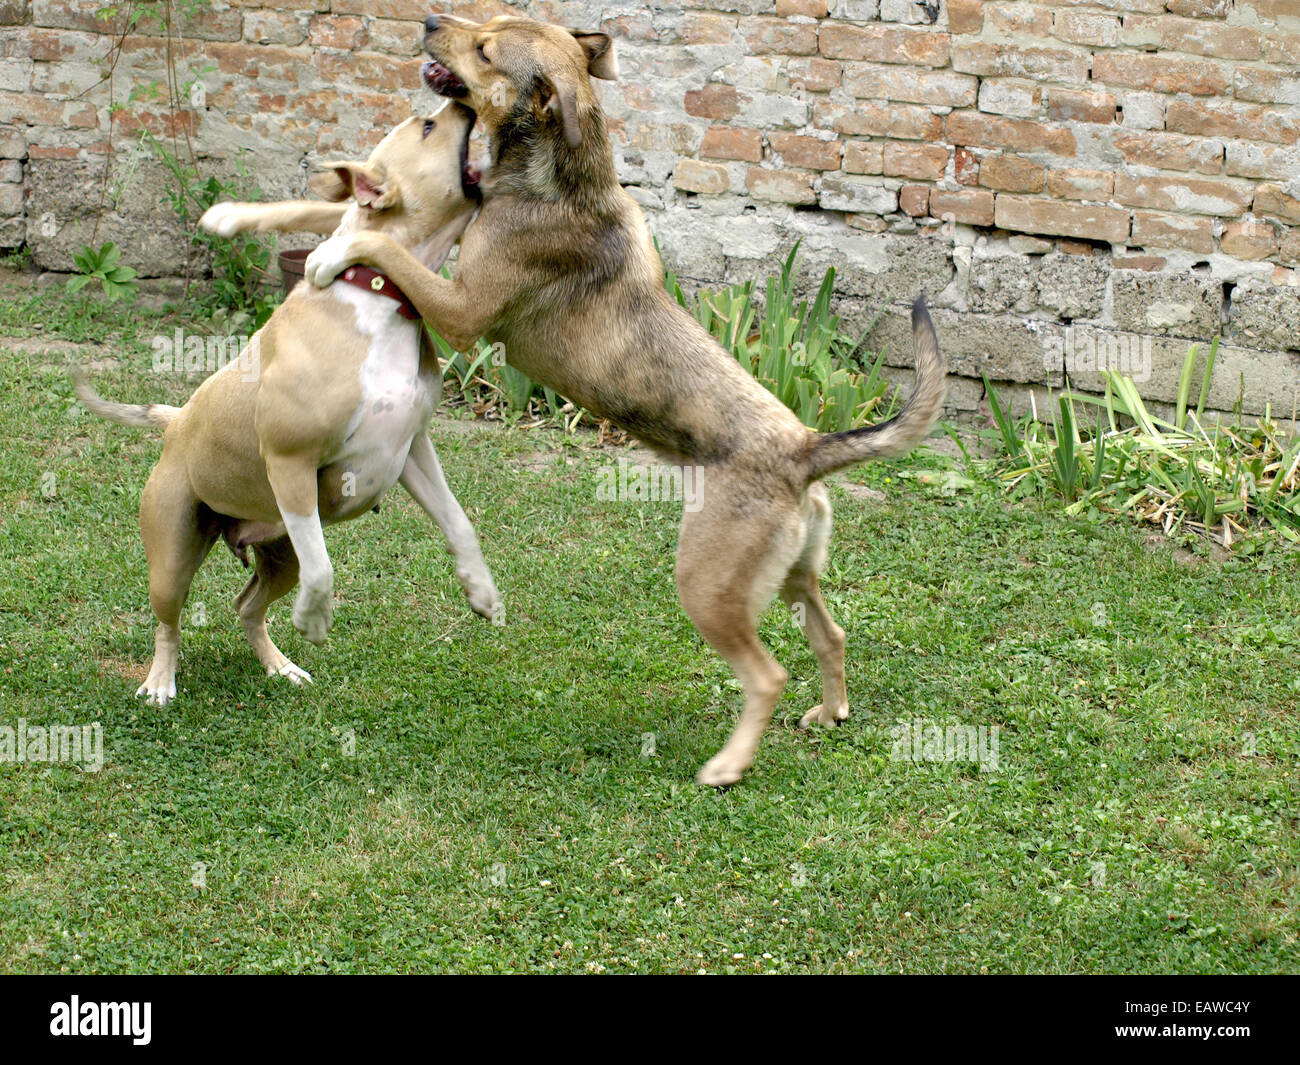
318,285,436,523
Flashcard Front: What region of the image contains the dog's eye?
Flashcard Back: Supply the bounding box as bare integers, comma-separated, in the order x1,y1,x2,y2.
422,119,435,138
476,42,489,63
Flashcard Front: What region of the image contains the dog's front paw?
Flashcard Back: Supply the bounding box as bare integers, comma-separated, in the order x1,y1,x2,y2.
136,676,177,707
199,202,247,237
304,236,355,287
291,587,334,644
695,752,748,789
460,569,502,621
273,661,313,686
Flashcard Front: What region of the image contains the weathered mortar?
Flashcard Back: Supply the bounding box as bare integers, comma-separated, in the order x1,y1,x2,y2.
3,0,1299,420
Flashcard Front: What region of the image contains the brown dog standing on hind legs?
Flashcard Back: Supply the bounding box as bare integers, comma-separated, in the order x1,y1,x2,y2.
76,101,501,705
290,13,945,786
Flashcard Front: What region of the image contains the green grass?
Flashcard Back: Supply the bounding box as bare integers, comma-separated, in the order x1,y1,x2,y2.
1,277,1298,973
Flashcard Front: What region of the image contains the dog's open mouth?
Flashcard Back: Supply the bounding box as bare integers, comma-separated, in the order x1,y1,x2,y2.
422,59,467,98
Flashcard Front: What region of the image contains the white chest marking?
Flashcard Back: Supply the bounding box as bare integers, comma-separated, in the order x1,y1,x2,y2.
327,283,438,514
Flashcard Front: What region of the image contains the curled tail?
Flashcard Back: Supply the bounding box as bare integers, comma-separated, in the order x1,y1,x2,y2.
805,296,945,483
74,372,180,430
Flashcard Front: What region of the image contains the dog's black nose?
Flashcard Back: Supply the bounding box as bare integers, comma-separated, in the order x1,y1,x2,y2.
425,14,439,32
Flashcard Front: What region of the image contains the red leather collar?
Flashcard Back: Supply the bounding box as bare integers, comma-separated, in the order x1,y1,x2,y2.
335,265,421,320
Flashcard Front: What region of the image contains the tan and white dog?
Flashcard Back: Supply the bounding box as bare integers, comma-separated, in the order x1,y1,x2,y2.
76,101,500,705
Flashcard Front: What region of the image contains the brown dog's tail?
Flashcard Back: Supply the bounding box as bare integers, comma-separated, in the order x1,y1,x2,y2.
805,297,945,483
74,372,180,430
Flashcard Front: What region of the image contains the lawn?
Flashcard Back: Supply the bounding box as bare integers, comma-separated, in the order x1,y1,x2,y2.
1,273,1297,973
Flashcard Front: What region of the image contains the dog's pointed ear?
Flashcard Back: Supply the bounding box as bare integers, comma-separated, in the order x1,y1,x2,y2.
570,30,617,80
309,161,401,209
540,78,583,148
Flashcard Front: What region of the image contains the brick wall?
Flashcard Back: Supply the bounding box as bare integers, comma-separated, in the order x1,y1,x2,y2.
4,0,1300,419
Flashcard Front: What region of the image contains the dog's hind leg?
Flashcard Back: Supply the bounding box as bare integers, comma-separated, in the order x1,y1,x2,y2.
677,486,805,787
778,484,849,728
400,433,501,620
232,536,311,685
137,459,218,706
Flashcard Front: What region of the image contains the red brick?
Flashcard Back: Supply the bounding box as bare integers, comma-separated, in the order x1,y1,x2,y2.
843,141,883,174
331,0,431,18
1265,32,1300,65
929,188,995,227
1221,220,1278,260
1226,142,1300,181
746,168,816,205
842,62,977,107
1166,98,1300,145
995,195,1131,243
700,126,762,163
314,50,407,91
1054,11,1120,48
979,154,1045,193
680,14,736,45
1045,88,1117,125
946,111,1076,156
309,15,365,51
1046,168,1114,201
674,159,730,195
820,23,950,67
685,84,740,121
1092,52,1228,96
208,42,304,78
1112,254,1169,271
1113,131,1224,176
1254,183,1300,224
883,142,949,181
1114,174,1254,217
1233,67,1300,105
814,99,942,141
952,42,1089,83
947,0,984,35
1280,228,1300,265
742,17,818,56
954,147,979,186
769,132,842,171
776,0,827,14
900,184,930,217
1122,14,1262,60
788,58,841,93
1165,0,1231,15
987,2,1054,36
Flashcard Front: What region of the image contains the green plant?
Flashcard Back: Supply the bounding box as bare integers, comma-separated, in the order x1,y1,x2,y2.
666,242,898,432
152,139,280,329
65,241,139,304
982,345,1300,549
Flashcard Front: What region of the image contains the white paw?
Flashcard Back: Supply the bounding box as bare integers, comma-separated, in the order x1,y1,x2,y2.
273,661,313,686
304,236,355,287
136,678,176,706
799,703,850,729
696,752,747,788
461,570,501,620
199,202,245,237
292,586,333,645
